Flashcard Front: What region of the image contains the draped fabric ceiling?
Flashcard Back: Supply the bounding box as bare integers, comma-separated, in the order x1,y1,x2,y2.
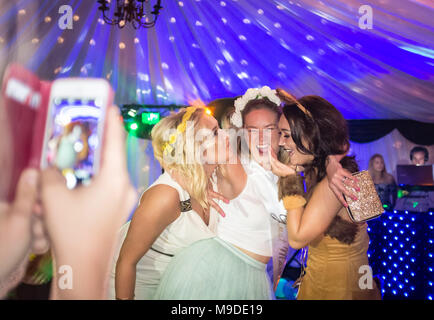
0,0,433,122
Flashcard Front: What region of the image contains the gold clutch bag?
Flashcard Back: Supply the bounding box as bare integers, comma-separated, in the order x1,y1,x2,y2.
343,170,384,223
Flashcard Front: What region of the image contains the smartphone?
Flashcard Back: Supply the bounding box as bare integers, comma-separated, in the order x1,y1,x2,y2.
40,78,113,189
1,64,50,201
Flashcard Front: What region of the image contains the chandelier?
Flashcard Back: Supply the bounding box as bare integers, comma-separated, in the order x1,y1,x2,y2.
97,0,163,29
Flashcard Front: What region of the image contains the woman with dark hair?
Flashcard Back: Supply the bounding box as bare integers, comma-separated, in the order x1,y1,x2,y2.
368,154,397,209
270,92,381,300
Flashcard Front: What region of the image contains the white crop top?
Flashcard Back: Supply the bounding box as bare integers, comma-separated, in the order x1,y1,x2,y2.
215,160,287,256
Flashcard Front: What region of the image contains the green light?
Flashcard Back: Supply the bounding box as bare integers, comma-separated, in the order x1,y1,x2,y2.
397,190,404,198
130,123,138,131
412,202,419,208
142,112,160,125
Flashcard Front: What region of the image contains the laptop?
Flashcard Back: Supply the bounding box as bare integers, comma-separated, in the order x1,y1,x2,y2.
396,165,434,186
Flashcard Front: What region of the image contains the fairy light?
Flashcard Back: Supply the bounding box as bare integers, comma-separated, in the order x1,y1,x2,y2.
367,209,433,300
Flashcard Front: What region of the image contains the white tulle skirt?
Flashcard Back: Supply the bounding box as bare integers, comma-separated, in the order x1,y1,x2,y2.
153,237,274,300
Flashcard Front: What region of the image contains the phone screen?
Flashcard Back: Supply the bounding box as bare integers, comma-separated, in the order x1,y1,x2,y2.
44,97,103,189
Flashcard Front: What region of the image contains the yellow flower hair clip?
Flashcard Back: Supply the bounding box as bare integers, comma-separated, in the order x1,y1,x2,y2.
163,106,197,156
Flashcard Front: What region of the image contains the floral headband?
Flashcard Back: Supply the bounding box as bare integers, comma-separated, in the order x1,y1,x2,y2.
230,86,281,128
163,106,197,156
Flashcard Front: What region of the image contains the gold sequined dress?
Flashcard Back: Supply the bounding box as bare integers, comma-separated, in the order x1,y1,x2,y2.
297,223,381,300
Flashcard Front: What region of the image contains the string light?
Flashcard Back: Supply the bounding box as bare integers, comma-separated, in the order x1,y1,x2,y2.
368,209,432,299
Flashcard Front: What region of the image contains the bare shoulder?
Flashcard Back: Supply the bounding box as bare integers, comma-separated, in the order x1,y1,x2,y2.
310,178,342,208
135,184,181,220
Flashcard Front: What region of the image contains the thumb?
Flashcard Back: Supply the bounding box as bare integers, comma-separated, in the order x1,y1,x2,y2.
11,168,39,219
40,167,67,189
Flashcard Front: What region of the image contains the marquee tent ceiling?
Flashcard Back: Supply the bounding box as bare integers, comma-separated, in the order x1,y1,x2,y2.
0,0,433,121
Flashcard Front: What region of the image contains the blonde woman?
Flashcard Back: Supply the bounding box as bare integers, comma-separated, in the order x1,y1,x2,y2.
109,107,228,300
368,154,397,209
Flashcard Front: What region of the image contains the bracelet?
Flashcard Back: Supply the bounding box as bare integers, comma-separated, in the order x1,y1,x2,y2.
283,195,307,210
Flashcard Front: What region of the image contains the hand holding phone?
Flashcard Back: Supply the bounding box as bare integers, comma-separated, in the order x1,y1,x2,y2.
40,78,113,189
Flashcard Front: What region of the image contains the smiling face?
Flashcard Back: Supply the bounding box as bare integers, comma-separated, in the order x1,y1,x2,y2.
243,108,280,165
278,114,314,167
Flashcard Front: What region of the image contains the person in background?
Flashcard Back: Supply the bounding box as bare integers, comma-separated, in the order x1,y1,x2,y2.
368,154,397,210
410,146,429,166
395,146,433,213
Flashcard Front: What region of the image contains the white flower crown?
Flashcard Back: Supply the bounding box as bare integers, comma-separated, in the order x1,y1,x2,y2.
230,86,281,127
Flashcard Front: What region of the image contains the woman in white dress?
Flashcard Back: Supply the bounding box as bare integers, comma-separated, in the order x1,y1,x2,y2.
109,106,228,300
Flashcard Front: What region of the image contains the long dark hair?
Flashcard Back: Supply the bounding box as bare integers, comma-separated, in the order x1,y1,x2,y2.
279,94,358,183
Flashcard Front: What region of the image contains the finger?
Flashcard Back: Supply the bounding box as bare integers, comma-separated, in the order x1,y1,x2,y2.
11,169,39,219
331,185,349,208
296,165,305,173
341,187,358,202
208,190,229,204
210,201,225,218
338,179,358,201
270,147,278,160
341,171,360,191
268,149,279,170
32,215,46,239
33,202,43,216
30,215,50,255
270,153,296,176
344,178,360,193
100,106,128,177
40,167,67,194
31,237,50,255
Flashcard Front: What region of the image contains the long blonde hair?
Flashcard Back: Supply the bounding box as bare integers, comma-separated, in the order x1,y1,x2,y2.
151,108,210,210
368,153,387,183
